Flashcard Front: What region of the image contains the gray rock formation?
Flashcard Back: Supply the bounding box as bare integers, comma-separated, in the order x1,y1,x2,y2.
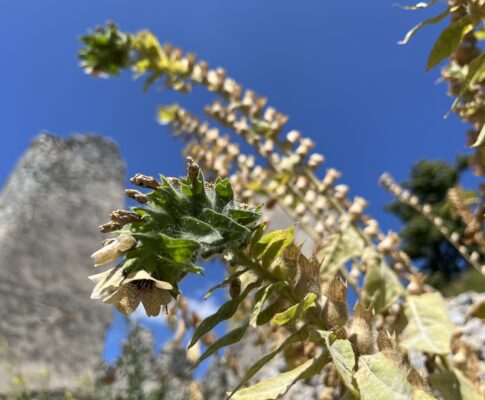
447,292,485,380
0,133,125,392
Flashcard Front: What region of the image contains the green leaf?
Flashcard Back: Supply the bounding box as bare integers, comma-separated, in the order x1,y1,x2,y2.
215,177,234,209
413,389,438,400
310,330,357,394
429,369,482,400
188,280,260,348
194,325,248,368
231,352,329,400
157,255,203,275
250,221,268,249
318,227,365,278
399,6,453,45
363,249,404,313
471,123,485,148
200,208,250,242
229,326,309,399
159,233,200,262
179,216,223,245
157,104,179,125
256,299,285,325
426,15,475,71
271,292,317,326
204,268,250,300
228,208,261,228
328,339,358,394
401,292,453,354
355,352,413,400
449,51,485,116
253,226,295,267
249,282,286,327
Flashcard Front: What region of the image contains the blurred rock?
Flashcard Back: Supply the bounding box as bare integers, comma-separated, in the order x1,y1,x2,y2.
0,133,124,392
447,291,485,379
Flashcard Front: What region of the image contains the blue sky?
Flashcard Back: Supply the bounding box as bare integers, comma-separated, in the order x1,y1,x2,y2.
0,0,473,367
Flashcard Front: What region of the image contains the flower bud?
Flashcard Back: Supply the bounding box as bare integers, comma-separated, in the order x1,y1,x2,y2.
130,173,160,190
91,234,136,266
99,222,123,233
125,189,149,204
286,130,301,144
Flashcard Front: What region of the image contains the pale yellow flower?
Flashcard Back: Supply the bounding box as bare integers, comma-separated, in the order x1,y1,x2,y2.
103,270,173,317
91,234,136,266
89,265,125,300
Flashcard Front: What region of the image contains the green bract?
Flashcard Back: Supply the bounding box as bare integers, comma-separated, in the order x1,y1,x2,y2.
117,169,261,298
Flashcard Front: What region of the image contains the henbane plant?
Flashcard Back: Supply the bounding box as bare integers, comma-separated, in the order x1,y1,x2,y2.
81,23,484,399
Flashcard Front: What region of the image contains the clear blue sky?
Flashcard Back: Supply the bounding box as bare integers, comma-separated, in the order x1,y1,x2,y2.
0,0,471,365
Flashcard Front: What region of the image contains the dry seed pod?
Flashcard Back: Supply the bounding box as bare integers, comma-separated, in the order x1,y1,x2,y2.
348,301,375,356
321,275,349,329
293,253,321,300
377,330,401,366
229,277,241,299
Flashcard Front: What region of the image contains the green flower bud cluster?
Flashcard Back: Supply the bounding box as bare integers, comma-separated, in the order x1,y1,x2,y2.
90,159,261,316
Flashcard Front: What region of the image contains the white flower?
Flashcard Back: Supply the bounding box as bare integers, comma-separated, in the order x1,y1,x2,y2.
91,234,136,266
102,270,173,317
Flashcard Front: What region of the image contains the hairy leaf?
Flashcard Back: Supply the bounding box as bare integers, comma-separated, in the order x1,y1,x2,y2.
253,226,295,267
231,352,328,400
189,280,260,348
157,104,179,125
229,326,309,398
271,292,317,326
215,177,234,209
363,249,404,312
310,330,357,394
426,15,475,71
319,228,365,278
401,292,453,354
399,6,453,45
159,233,200,262
413,389,438,400
355,352,413,400
179,216,223,244
204,268,250,300
249,282,286,327
329,339,358,394
194,325,248,368
429,369,482,400
200,208,250,242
